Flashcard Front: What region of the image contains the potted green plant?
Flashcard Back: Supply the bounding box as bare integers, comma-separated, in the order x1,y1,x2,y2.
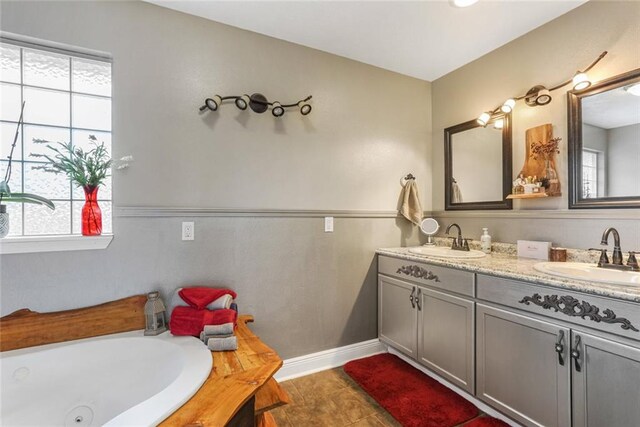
0,102,55,238
32,136,122,236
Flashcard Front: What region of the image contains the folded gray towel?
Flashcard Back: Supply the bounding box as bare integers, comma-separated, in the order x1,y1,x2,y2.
203,323,234,336
170,288,234,313
200,331,234,342
207,336,238,351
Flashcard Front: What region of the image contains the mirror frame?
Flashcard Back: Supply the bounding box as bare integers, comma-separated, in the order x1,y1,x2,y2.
568,68,640,209
444,112,513,210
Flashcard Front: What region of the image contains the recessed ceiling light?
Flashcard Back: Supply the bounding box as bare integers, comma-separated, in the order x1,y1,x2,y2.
625,83,640,96
450,0,480,8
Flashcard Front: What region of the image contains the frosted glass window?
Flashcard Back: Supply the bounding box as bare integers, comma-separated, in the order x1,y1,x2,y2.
0,40,112,237
0,44,21,83
0,161,23,192
0,83,21,121
23,86,70,126
1,122,22,161
24,164,71,199
72,58,111,96
23,125,71,157
72,94,111,130
23,49,70,90
24,201,71,235
582,149,599,199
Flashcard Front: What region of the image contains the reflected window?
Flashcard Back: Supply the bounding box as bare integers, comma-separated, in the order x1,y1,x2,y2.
582,149,600,198
0,41,112,236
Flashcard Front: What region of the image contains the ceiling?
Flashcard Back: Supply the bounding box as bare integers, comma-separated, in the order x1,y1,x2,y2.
583,87,640,129
145,0,587,81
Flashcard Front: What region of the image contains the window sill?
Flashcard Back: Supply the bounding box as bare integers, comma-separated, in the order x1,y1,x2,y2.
0,234,113,255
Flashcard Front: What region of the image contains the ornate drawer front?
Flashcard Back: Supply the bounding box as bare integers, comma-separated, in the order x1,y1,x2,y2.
378,255,474,297
477,274,640,341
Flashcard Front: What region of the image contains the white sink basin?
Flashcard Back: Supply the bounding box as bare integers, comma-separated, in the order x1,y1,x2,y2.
408,246,486,259
534,262,640,286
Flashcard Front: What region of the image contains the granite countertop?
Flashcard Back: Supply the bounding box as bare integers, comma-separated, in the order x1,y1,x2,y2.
376,244,640,303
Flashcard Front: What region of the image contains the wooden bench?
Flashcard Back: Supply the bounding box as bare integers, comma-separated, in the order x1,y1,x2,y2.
0,296,289,426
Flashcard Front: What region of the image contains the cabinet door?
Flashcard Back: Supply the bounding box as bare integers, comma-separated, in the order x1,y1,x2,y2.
417,287,474,393
476,304,570,427
378,275,418,358
571,331,640,427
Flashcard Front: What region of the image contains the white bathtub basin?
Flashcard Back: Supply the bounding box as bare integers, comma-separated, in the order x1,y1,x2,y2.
0,330,212,426
408,246,486,259
534,262,640,286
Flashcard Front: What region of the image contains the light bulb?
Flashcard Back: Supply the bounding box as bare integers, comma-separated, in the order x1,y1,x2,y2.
205,95,222,111
235,95,250,110
535,89,552,106
501,99,515,113
272,102,285,117
493,119,504,130
572,72,591,91
299,101,312,115
477,112,491,127
449,0,479,7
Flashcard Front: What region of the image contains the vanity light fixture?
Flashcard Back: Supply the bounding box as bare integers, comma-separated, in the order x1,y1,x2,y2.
199,93,312,118
625,83,640,96
476,51,607,126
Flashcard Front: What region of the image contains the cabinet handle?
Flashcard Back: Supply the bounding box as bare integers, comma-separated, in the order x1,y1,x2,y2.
416,288,422,311
409,287,416,309
571,335,582,372
555,330,565,366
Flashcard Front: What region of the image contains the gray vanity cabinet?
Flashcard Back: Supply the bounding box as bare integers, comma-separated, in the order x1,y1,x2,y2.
417,287,474,394
476,303,571,427
378,275,418,358
571,331,640,427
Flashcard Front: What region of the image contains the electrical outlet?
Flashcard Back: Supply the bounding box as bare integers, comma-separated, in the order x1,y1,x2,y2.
182,222,195,241
324,217,334,233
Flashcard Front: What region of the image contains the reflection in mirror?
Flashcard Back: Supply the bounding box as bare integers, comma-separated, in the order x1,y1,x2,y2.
445,114,512,210
568,68,640,208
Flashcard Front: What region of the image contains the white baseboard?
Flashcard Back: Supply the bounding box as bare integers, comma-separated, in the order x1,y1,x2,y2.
387,347,522,427
274,338,386,382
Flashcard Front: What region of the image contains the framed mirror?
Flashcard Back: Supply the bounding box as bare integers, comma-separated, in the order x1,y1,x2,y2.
568,68,640,209
444,113,513,210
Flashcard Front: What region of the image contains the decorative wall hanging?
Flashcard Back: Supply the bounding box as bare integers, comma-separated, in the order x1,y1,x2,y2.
199,93,312,117
476,51,608,127
508,124,561,199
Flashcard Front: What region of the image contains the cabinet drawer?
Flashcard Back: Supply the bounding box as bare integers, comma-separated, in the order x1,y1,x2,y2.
378,255,474,297
477,274,640,341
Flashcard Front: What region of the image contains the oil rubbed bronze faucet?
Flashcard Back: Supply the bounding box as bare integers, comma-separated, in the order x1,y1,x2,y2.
445,223,470,251
590,227,640,272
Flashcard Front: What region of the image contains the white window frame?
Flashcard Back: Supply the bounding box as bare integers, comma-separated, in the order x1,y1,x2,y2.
0,33,113,254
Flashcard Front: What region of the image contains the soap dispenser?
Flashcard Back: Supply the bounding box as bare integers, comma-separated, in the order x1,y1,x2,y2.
481,228,492,254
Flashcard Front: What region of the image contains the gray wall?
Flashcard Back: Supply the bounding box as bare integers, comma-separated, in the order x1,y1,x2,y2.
607,123,640,197
582,123,607,197
431,0,640,249
0,0,430,359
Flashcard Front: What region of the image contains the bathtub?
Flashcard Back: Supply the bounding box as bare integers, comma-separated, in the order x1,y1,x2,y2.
0,330,212,426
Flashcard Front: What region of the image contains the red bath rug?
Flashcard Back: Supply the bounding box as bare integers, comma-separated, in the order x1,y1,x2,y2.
344,353,479,427
464,415,511,427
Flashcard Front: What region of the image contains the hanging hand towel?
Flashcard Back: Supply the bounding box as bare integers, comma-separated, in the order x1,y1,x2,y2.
399,180,423,226
451,180,463,203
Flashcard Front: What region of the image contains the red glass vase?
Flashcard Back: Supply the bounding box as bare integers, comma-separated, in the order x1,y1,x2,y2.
82,185,102,236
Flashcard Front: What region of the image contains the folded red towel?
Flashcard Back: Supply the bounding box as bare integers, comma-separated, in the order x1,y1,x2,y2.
178,287,237,310
170,306,238,336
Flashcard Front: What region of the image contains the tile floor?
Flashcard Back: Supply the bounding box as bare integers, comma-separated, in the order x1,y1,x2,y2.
269,367,494,427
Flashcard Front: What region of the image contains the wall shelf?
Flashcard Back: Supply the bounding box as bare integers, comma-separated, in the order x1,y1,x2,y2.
506,193,553,200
